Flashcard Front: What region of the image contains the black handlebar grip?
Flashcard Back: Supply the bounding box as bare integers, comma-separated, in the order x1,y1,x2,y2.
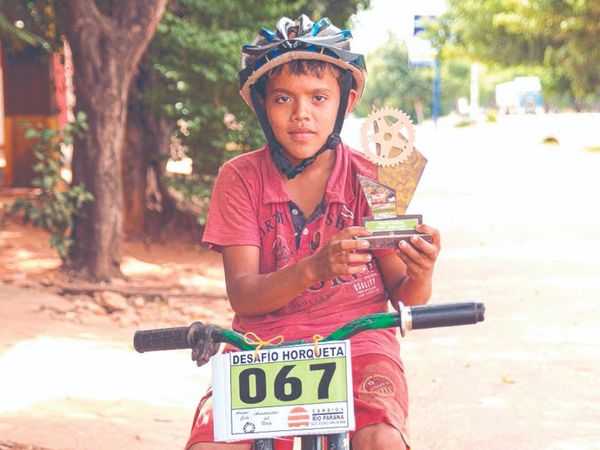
133,326,192,353
409,302,485,330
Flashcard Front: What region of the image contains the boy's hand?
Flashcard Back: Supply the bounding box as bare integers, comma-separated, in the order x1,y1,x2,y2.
395,223,441,282
189,322,220,367
307,226,372,281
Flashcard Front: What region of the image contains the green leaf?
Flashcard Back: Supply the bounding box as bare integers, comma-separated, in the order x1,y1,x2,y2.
41,176,54,189
24,128,40,139
41,128,57,142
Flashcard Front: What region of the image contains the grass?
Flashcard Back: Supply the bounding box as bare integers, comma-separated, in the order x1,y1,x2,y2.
454,119,473,128
583,146,600,153
542,136,560,145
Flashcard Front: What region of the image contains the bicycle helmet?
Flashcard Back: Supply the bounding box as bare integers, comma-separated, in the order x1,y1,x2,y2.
238,15,367,179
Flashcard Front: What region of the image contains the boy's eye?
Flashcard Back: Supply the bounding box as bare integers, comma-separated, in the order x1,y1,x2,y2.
274,96,291,104
314,94,327,102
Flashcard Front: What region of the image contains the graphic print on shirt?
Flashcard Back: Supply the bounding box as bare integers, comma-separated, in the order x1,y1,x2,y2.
272,235,292,265
307,260,380,298
339,204,355,220
258,211,285,239
360,374,396,397
282,259,383,314
325,203,355,231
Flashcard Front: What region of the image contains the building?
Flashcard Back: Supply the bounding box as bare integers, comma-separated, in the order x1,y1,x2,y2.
0,42,71,187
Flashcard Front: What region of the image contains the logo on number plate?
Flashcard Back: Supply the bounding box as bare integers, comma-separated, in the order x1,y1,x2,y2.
287,406,310,427
361,375,395,396
243,422,256,433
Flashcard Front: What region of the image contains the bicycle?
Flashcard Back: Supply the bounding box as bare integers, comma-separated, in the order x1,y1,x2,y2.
134,301,485,450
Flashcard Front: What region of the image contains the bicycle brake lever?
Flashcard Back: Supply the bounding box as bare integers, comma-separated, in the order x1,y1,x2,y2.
189,322,221,367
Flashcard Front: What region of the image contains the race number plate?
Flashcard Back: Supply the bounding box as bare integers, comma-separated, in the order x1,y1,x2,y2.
212,341,354,442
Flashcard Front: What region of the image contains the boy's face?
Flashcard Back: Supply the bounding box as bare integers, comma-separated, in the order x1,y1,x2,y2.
264,66,357,166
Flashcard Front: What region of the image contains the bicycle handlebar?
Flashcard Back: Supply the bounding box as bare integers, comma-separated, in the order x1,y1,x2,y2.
133,324,245,353
133,326,192,353
133,301,485,353
405,302,486,332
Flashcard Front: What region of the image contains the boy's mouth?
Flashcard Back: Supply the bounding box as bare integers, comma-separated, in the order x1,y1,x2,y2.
288,129,316,141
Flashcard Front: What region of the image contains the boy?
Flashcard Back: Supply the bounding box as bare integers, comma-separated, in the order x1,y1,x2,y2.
187,14,440,450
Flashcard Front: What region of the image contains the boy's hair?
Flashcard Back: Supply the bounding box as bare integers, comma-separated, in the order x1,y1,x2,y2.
254,59,350,99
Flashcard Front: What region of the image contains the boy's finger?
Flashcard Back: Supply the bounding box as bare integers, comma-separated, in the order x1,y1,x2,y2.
338,237,370,252
342,252,372,264
347,264,370,275
416,223,441,247
336,226,372,239
408,235,436,257
395,249,423,274
334,263,370,275
397,240,427,266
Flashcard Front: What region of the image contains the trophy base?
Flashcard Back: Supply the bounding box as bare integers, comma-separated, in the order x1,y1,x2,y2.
356,232,433,250
358,214,431,249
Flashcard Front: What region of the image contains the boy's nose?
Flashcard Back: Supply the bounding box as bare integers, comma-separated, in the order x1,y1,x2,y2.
291,99,310,122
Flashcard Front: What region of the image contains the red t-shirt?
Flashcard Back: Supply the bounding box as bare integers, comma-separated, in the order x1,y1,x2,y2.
202,143,401,365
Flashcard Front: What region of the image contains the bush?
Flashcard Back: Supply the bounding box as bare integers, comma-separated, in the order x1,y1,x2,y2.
485,109,498,123
165,173,214,226
9,112,94,260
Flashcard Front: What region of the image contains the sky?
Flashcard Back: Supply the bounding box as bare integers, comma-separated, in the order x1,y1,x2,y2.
349,0,447,56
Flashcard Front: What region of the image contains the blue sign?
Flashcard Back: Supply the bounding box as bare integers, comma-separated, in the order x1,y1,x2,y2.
413,15,436,36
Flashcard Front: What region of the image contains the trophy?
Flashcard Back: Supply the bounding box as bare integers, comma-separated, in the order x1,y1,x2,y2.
356,107,431,249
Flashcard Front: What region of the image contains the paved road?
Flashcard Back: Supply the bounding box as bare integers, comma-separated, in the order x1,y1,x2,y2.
402,113,600,449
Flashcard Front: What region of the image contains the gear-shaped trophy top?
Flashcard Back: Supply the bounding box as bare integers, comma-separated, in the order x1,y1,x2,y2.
360,107,416,167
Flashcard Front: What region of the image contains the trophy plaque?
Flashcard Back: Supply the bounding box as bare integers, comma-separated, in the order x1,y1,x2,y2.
356,107,431,249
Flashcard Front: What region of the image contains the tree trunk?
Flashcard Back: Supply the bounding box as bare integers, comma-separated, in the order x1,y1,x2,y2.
123,93,203,244
122,93,148,240
60,0,167,281
123,64,204,244
414,99,425,125
122,72,174,239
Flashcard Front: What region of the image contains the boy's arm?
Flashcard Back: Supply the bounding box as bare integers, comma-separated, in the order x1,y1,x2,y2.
223,226,372,317
377,224,441,308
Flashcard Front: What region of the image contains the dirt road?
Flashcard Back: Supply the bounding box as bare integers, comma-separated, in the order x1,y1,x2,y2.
1,113,599,449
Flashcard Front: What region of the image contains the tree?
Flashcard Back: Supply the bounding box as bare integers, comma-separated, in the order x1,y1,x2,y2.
355,36,433,123
0,9,48,51
2,0,370,279
57,0,167,280
433,0,600,104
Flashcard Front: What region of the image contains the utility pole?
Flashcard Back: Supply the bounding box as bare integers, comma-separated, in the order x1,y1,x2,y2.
433,58,441,125
469,62,480,122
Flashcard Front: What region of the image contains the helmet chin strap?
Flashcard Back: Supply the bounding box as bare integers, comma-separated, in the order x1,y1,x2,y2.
250,70,353,180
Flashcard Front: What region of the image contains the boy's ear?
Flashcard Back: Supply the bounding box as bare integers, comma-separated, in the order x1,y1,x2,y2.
344,88,359,117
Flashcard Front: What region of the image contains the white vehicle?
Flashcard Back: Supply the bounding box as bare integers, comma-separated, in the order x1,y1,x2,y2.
495,76,544,114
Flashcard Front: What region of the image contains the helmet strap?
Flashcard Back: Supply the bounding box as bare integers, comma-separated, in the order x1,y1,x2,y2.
249,70,353,180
